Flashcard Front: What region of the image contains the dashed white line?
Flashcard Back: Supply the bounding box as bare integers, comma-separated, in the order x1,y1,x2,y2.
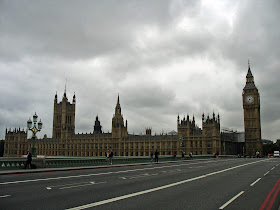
250,178,261,186
219,191,245,209
66,160,267,210
0,195,11,198
271,167,275,170
264,171,270,176
0,161,216,185
119,177,127,180
59,181,106,190
46,181,107,190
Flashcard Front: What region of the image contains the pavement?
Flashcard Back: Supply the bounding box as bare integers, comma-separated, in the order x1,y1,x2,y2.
0,160,175,175
1,158,278,210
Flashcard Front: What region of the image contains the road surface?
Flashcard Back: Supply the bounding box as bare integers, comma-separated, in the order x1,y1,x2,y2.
0,158,279,209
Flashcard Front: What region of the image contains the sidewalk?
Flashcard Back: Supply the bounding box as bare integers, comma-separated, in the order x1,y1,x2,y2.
0,161,172,175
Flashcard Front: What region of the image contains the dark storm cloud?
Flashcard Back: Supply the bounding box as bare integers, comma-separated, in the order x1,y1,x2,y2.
0,0,279,141
0,0,174,61
220,0,280,140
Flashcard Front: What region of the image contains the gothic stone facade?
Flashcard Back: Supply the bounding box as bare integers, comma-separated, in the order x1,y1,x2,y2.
242,63,263,156
5,63,263,158
4,92,221,157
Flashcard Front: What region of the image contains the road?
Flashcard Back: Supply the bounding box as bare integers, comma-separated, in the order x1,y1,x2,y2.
0,158,279,210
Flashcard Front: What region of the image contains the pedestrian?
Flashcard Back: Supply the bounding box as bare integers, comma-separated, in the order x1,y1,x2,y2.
189,152,192,160
109,150,113,165
155,150,159,163
173,152,177,161
106,150,110,165
24,150,32,169
150,152,154,163
181,151,185,160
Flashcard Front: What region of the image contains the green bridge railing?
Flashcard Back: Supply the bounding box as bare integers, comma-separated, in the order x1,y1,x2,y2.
0,155,237,170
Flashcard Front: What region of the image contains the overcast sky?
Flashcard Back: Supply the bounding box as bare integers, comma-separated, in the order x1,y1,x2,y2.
0,0,279,141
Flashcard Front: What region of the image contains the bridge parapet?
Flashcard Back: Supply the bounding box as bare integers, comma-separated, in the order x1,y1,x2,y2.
0,155,237,170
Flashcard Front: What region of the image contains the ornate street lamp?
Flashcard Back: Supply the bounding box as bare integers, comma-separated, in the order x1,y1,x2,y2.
27,112,43,157
179,136,184,154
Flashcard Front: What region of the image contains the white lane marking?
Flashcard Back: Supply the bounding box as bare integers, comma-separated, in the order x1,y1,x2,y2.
119,177,127,180
0,195,11,198
0,161,216,185
264,171,270,176
66,160,267,210
271,167,275,170
189,166,204,169
46,181,106,190
219,191,245,209
250,178,261,186
119,173,158,180
59,181,107,190
47,181,95,188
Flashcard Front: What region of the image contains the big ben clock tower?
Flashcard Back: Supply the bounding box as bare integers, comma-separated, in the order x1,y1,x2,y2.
242,61,262,157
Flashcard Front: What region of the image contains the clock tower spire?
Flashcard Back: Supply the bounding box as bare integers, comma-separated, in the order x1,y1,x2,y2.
242,61,262,157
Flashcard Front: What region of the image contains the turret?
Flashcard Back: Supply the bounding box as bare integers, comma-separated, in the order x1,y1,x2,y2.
52,91,76,139
115,94,121,115
54,92,58,104
112,94,128,138
246,60,254,83
146,128,152,136
93,115,102,134
72,93,76,104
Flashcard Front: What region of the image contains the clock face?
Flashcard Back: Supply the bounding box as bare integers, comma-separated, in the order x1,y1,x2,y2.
246,95,254,103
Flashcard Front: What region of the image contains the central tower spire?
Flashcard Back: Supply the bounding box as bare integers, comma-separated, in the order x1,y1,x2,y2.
112,94,127,138
115,93,121,115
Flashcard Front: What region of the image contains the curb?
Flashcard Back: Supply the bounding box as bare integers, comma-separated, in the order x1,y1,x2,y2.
0,160,181,175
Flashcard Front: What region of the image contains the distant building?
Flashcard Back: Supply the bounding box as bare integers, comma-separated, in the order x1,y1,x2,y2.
4,93,221,157
0,139,4,157
168,130,177,135
4,128,28,157
4,62,263,158
262,139,273,145
221,129,245,155
177,113,221,155
242,62,263,156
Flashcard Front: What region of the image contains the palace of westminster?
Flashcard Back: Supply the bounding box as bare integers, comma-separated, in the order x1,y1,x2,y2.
4,64,263,157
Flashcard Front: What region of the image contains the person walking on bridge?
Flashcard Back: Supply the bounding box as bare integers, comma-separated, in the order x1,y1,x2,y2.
109,150,114,165
24,150,32,169
155,150,159,163
106,150,110,165
150,152,154,163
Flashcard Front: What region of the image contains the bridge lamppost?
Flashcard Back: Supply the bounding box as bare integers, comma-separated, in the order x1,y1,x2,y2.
179,136,184,154
27,112,43,157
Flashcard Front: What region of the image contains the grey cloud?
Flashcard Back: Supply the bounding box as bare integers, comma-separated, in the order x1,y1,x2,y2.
0,0,173,61
0,0,279,141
